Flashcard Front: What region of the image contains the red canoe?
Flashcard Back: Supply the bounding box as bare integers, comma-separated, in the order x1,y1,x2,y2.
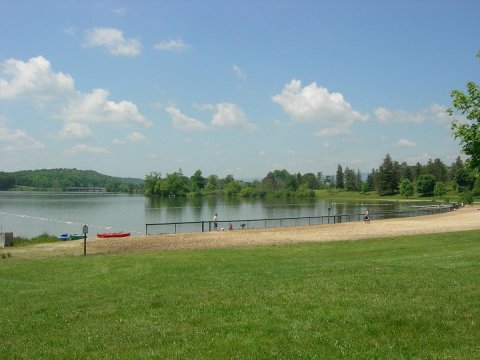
97,232,130,238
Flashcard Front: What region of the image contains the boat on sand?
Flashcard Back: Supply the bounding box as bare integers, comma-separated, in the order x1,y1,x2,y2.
58,233,84,241
97,232,130,238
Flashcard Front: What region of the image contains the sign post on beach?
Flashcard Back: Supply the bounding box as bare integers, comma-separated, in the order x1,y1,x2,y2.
82,225,88,256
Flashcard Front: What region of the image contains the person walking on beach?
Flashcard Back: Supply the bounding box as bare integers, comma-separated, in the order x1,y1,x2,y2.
364,208,370,223
213,213,218,231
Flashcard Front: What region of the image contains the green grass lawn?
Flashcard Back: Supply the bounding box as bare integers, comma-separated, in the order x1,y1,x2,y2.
1,231,479,359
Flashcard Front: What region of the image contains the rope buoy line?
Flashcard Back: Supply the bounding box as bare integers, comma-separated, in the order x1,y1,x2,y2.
0,211,143,235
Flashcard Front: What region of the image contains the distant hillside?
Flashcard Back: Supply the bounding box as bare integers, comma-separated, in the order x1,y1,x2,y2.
0,168,144,192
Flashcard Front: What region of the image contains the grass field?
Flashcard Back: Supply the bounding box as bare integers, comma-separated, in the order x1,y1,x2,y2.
1,231,479,359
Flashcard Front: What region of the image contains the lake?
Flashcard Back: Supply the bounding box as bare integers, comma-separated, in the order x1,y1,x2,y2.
0,192,425,238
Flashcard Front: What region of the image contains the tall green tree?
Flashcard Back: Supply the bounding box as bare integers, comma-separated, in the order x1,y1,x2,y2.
344,167,357,191
377,154,398,195
448,51,480,171
335,164,344,189
417,174,436,196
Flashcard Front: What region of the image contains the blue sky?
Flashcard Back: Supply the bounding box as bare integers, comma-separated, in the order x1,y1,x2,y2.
0,0,479,179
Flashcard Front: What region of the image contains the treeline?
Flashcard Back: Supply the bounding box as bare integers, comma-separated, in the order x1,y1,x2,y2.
144,169,319,198
145,154,473,200
363,154,475,202
0,169,143,193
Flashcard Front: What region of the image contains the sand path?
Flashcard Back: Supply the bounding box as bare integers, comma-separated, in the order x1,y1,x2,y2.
3,206,480,259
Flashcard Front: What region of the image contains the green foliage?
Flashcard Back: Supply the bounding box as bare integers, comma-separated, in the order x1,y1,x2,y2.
434,181,447,198
460,189,474,205
455,168,475,192
399,178,415,198
12,233,58,246
0,172,15,190
416,174,436,196
448,53,480,171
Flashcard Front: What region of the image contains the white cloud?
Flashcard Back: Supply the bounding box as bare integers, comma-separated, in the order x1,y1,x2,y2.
0,117,45,151
0,56,74,100
127,131,147,143
58,122,92,139
374,103,449,125
165,105,208,131
233,65,246,81
66,144,108,155
154,38,189,52
272,80,368,136
85,27,141,56
396,139,417,148
59,88,151,127
211,102,256,131
166,103,255,131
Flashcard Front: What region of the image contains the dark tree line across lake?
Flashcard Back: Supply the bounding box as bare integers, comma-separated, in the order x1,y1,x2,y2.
0,168,143,193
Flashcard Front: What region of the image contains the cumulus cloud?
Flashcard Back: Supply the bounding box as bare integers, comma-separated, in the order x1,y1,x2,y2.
396,139,417,148
166,103,255,132
211,102,256,131
374,103,450,125
165,105,209,131
272,80,368,136
85,27,141,56
58,122,92,139
59,88,152,127
0,116,45,151
0,56,74,100
154,38,189,52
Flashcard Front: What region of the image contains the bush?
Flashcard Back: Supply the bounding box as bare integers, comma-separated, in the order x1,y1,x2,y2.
460,190,474,205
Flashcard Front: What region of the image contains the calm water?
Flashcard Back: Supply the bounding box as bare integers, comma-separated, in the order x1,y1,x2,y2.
0,192,422,238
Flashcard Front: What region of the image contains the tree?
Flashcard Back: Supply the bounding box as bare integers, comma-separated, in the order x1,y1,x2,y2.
0,173,15,190
455,168,475,192
448,51,480,171
449,156,464,181
377,154,399,195
164,171,189,197
416,174,436,196
205,175,219,192
144,172,161,195
434,182,447,198
425,158,448,182
301,173,319,190
335,164,344,189
344,167,357,191
224,180,242,196
399,178,415,198
190,170,205,193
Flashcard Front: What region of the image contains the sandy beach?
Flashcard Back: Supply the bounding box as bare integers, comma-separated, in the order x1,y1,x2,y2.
3,206,480,259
